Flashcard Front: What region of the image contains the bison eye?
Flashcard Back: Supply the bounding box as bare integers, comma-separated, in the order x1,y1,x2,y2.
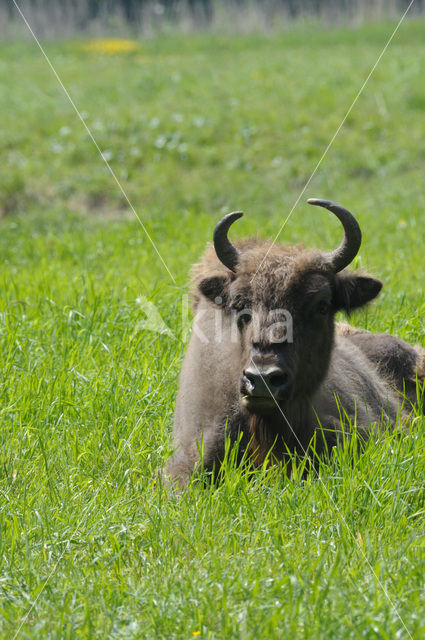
236,311,252,330
317,300,331,316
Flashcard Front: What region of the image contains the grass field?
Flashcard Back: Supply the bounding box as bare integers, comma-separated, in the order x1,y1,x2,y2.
1,17,425,639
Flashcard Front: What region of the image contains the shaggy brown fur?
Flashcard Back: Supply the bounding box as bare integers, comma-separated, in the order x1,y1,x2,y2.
342,330,425,411
166,238,423,488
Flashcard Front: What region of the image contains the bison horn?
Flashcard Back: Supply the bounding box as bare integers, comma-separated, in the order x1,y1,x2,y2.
213,211,243,272
307,198,362,272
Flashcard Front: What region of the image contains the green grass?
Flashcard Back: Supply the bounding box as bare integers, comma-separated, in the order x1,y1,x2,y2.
1,18,425,639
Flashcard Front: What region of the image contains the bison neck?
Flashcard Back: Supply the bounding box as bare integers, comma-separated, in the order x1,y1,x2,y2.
244,400,315,467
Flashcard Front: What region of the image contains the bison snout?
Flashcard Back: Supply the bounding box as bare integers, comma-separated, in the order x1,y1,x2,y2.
242,366,293,402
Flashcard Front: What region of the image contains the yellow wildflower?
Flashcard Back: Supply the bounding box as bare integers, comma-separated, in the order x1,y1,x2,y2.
82,39,140,54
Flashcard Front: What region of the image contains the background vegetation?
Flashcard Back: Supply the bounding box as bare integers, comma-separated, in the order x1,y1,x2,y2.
2,0,425,37
1,13,425,639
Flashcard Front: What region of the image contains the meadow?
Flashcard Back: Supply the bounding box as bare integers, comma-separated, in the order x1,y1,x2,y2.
1,17,425,639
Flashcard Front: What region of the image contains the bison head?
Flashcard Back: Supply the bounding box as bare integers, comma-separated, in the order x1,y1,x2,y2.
197,199,382,417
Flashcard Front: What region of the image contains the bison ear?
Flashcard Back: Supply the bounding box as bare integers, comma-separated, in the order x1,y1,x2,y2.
334,272,383,313
198,275,229,306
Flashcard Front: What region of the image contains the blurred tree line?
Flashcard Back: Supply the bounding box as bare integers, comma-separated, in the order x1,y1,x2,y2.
2,0,423,28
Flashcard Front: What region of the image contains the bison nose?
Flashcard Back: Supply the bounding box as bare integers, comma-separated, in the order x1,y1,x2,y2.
243,367,292,399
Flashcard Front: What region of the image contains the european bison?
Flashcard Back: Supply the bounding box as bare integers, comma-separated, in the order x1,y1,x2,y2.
166,199,424,487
